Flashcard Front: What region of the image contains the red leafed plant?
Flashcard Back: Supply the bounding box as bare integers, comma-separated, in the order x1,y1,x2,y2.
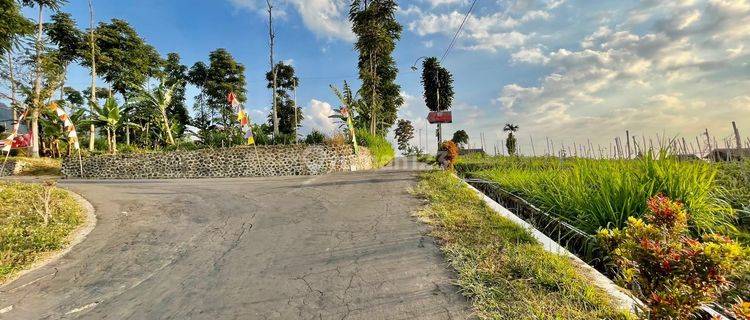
598,195,743,319
438,140,459,170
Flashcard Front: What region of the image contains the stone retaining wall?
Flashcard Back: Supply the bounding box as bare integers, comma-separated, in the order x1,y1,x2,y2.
61,145,372,179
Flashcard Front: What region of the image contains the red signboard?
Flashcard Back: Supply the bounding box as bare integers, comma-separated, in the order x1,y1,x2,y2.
0,133,32,149
427,111,452,124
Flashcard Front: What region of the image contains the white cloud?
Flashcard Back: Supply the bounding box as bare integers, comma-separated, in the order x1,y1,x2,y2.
490,0,750,146
422,0,467,7
302,99,337,134
227,0,353,41
408,11,530,52
511,47,549,64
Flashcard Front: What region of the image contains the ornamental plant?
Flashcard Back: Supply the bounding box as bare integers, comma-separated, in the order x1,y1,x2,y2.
597,195,743,319
438,140,459,170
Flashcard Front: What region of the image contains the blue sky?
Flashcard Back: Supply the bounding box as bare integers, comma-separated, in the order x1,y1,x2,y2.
12,0,750,154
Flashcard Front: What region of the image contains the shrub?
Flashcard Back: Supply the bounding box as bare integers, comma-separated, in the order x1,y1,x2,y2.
325,132,347,147
356,129,395,168
163,141,200,152
438,140,459,170
304,130,325,144
598,195,743,319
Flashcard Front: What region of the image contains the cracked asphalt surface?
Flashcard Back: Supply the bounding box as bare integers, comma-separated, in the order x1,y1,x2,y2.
0,158,472,319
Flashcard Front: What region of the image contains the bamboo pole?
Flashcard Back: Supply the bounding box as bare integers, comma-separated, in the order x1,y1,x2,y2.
530,135,536,156
733,121,742,150
626,130,631,158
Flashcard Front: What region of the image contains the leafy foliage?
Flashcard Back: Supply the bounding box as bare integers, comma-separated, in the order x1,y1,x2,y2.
356,128,394,168
349,0,403,135
304,130,325,144
451,130,469,147
394,119,414,152
0,0,34,55
265,62,302,136
420,57,454,112
162,53,189,136
598,195,743,319
204,48,246,128
504,124,519,156
438,140,459,170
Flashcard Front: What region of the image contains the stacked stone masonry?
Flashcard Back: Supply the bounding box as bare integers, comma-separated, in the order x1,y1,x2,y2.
61,145,373,179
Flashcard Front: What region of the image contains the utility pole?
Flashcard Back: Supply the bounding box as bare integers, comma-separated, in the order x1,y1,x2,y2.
88,0,97,152
267,0,279,140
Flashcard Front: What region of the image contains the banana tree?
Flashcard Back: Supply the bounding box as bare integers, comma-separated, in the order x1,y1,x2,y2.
92,97,128,153
329,84,359,154
135,82,177,146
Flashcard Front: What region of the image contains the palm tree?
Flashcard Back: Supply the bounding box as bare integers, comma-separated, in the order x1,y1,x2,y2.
503,123,519,156
135,82,176,146
21,0,67,158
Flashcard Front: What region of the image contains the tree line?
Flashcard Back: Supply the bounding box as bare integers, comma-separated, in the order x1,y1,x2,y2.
1,0,451,157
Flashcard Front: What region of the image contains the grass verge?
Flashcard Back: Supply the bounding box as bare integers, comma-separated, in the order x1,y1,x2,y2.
356,129,395,168
0,181,84,283
412,171,633,319
4,157,62,176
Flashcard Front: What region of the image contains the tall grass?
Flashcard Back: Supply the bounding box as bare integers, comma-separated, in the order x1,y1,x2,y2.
466,153,734,235
356,129,395,168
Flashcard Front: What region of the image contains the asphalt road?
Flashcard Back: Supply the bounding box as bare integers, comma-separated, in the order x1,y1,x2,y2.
0,158,471,319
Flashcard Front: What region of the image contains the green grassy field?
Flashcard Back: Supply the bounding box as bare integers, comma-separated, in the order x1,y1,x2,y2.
0,181,84,283
412,171,633,319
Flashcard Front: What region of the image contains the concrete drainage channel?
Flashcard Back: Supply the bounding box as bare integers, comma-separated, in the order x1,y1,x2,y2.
462,178,729,319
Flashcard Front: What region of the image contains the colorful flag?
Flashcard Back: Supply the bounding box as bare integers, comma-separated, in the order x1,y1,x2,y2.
228,91,254,145
47,102,80,150
1,109,27,153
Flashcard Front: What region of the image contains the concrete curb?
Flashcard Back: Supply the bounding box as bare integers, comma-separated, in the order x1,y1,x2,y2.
462,180,644,314
0,187,97,288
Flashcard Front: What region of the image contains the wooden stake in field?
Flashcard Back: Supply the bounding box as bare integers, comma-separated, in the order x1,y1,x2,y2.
530,135,536,157
626,130,631,159
733,121,742,150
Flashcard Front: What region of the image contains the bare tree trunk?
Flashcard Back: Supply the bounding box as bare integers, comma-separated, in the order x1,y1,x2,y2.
293,79,298,144
8,50,17,121
267,0,279,140
369,51,377,135
161,108,175,145
31,5,44,158
106,128,111,153
88,0,97,152
112,130,117,153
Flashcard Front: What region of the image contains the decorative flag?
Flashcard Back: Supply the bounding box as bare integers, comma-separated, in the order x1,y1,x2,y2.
1,108,28,153
48,102,80,150
228,92,254,145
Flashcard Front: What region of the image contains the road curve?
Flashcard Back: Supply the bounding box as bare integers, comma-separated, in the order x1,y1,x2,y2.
0,158,471,319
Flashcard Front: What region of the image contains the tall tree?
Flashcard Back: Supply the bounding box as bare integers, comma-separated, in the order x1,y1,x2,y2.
187,61,210,130
135,81,176,146
451,130,469,148
265,62,301,136
85,0,96,151
349,0,403,135
162,52,189,136
204,48,246,128
503,124,519,156
21,0,67,157
266,0,279,138
420,56,454,144
45,12,82,99
83,19,161,101
394,119,414,152
0,0,34,55
1,0,32,122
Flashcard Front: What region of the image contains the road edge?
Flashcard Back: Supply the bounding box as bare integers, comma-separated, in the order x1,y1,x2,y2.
0,188,97,288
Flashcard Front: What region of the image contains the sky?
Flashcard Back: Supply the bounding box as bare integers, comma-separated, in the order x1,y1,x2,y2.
10,0,750,155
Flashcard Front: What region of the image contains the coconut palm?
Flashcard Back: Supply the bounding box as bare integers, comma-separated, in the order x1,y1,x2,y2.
503,123,519,156
134,81,177,146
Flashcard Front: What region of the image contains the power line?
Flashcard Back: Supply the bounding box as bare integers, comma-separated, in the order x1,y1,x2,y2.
440,0,479,63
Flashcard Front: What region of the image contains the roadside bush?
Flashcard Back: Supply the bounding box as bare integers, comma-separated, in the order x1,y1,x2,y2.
0,181,83,282
304,130,325,144
163,141,200,152
598,195,743,319
325,132,347,147
356,129,394,168
438,140,459,170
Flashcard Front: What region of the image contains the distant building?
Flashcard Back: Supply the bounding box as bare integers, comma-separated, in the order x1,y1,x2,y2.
705,148,750,161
